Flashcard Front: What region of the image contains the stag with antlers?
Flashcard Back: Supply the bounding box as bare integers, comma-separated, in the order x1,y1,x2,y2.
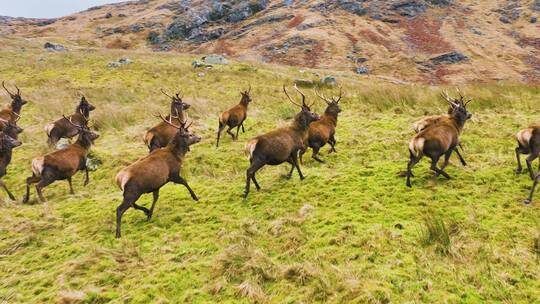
144,89,191,152
115,114,201,238
243,85,319,198
216,86,253,147
300,87,343,163
45,96,96,147
22,116,99,203
406,90,472,187
1,81,28,124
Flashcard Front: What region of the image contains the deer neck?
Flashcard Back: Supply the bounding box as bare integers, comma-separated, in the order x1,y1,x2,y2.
322,111,338,126
10,103,22,114
75,135,93,151
451,116,467,133
76,106,90,119
0,148,12,166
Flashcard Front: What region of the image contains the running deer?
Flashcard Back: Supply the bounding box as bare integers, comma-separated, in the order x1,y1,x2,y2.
115,114,201,238
299,87,343,163
243,85,319,199
524,172,540,204
144,89,191,152
216,86,252,147
45,96,96,147
22,116,99,203
1,81,28,123
406,92,472,187
515,124,540,180
0,131,22,200
0,117,23,140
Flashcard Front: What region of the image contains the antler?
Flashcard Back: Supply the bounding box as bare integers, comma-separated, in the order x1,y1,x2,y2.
293,84,309,107
315,89,332,104
158,112,182,129
441,90,458,107
63,114,84,129
247,84,252,94
334,86,344,103
160,89,173,99
2,81,14,97
283,85,302,107
175,91,184,99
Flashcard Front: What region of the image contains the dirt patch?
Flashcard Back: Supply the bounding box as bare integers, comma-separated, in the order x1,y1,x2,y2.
288,15,305,28
359,29,400,52
212,39,236,56
522,53,540,83
105,38,132,49
518,36,540,50
404,16,452,53
344,32,358,46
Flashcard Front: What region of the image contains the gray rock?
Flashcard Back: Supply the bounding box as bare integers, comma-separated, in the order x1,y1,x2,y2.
105,12,113,18
192,60,213,68
321,76,338,86
86,156,102,171
202,54,229,65
532,0,540,11
430,52,468,64
108,58,131,68
294,79,316,88
44,42,66,51
197,72,205,77
531,16,538,23
355,66,369,74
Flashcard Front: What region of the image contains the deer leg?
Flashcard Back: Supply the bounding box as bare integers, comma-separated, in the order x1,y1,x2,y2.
299,146,307,165
311,146,325,163
524,173,540,204
235,125,241,140
251,174,261,191
244,160,264,199
436,149,454,176
216,121,225,148
0,180,15,201
430,155,451,179
526,151,539,180
67,177,74,194
515,147,523,174
286,158,295,179
22,174,40,204
226,126,235,141
84,167,90,186
35,174,55,203
116,192,139,238
328,135,337,153
291,152,305,180
241,122,245,133
171,175,199,201
145,190,160,220
406,152,421,188
132,202,151,217
454,148,467,166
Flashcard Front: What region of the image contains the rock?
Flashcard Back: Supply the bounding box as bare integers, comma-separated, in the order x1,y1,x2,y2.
86,156,102,171
118,13,127,18
321,76,338,86
355,66,369,74
294,79,316,88
192,60,212,68
105,12,113,18
108,58,131,68
197,72,205,77
44,42,66,51
34,19,57,26
499,16,511,24
531,16,538,23
347,55,368,64
55,138,70,150
430,52,468,64
532,0,540,11
202,54,229,65
337,0,368,16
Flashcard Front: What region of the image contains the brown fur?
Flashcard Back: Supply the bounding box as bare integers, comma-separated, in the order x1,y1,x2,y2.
115,118,200,238
0,132,21,200
46,97,95,147
406,93,472,187
23,121,99,203
243,85,319,199
216,87,252,147
0,81,27,129
515,124,540,179
144,92,191,152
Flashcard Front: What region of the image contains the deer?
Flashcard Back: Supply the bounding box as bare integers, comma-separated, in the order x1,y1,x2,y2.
22,116,99,203
406,91,472,188
1,81,28,124
243,85,320,199
0,131,22,200
524,172,540,204
299,87,343,163
115,114,201,238
514,124,540,180
216,86,252,147
0,117,23,140
143,89,191,152
45,96,96,147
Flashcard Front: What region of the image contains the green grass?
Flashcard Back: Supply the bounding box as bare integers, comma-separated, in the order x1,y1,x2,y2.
0,38,539,303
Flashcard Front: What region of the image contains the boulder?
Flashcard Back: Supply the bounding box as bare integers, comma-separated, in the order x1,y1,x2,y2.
294,79,316,88
321,76,338,86
355,66,369,74
430,52,468,64
202,54,229,65
108,58,131,68
44,42,66,51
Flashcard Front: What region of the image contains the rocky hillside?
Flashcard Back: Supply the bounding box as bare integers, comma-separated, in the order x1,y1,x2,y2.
2,0,540,84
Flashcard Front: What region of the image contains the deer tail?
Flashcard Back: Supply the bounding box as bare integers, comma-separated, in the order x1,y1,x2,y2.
44,123,55,137
516,128,533,148
219,111,229,125
143,131,154,148
115,170,131,191
245,139,258,161
409,137,425,158
31,157,45,177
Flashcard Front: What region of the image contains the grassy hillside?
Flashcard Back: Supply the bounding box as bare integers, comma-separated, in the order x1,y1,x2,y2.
0,38,539,303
